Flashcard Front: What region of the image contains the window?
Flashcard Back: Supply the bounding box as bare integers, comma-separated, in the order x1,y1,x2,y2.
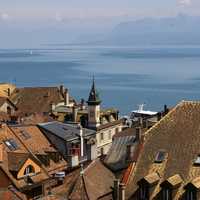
139,185,149,200
162,188,172,200
186,190,197,200
155,151,166,163
100,133,104,141
20,130,31,140
4,139,19,151
24,165,35,176
7,106,11,115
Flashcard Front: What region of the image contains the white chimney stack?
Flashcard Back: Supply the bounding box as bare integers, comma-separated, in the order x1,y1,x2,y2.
64,89,69,106
79,125,84,157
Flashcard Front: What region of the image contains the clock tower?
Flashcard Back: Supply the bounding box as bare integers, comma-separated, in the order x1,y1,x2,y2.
87,78,101,129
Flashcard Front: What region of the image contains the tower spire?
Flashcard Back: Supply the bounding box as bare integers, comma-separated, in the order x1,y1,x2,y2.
87,77,101,105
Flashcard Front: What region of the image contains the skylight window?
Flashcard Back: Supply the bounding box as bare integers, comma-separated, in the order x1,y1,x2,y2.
155,151,167,163
194,155,200,166
20,130,31,140
4,139,19,151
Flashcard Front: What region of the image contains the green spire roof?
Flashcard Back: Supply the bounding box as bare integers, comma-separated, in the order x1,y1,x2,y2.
87,78,101,105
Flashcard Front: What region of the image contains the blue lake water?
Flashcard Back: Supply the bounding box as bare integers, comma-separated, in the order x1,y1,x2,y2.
1,46,200,115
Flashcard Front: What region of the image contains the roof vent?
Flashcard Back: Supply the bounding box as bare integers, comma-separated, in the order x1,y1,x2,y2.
154,150,167,163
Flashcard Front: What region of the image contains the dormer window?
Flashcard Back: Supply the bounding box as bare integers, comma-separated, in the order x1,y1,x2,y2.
154,150,167,163
137,173,160,200
139,184,149,200
186,190,196,200
24,165,35,176
162,188,172,200
194,155,200,166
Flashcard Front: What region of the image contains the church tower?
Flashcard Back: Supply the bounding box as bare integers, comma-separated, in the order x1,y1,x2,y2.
87,78,101,129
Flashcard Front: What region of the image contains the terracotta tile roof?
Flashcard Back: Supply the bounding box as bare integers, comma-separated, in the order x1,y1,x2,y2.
0,97,16,109
69,159,115,200
0,124,67,191
0,83,16,98
9,125,68,174
125,101,200,199
161,174,183,188
10,86,73,115
7,152,30,172
0,188,26,200
20,113,54,125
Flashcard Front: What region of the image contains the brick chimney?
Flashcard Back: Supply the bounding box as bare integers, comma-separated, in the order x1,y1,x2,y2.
64,89,69,106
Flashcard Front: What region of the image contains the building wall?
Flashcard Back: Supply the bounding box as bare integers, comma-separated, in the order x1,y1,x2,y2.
88,105,100,128
0,168,11,188
96,124,122,156
0,102,15,114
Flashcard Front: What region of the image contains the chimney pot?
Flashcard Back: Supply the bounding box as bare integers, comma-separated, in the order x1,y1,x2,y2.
136,127,142,141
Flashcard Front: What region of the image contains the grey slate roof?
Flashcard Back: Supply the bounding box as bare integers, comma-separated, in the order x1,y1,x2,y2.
104,134,137,171
38,121,95,142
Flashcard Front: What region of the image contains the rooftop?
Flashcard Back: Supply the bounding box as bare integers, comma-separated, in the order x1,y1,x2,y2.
125,101,200,199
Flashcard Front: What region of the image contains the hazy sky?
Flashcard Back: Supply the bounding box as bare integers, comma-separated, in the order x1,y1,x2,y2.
0,0,200,22
0,0,200,48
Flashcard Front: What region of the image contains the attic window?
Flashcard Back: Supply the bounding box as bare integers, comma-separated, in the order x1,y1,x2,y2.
155,151,167,163
20,130,31,140
194,155,200,166
4,139,19,151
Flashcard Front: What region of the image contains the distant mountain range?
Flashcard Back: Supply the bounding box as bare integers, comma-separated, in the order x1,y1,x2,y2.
75,14,200,46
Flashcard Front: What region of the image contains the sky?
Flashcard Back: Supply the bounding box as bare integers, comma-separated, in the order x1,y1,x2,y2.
0,0,200,48
0,0,200,22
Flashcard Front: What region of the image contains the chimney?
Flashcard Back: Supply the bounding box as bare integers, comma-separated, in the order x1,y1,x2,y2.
72,107,78,122
64,89,69,106
126,145,132,162
60,85,64,95
78,125,84,158
0,143,3,163
113,179,120,200
135,127,142,141
164,105,169,115
80,98,85,110
157,112,162,121
50,103,56,112
7,88,11,97
138,117,143,126
119,183,126,200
